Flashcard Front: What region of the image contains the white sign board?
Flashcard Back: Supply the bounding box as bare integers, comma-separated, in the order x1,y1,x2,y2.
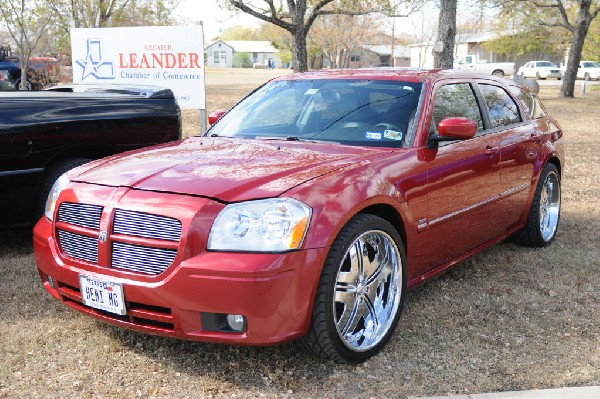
71,26,205,109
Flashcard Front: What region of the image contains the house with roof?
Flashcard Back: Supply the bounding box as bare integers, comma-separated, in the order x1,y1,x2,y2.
205,40,281,68
409,32,514,69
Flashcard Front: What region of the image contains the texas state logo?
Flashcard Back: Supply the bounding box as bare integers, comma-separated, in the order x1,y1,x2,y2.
75,39,115,80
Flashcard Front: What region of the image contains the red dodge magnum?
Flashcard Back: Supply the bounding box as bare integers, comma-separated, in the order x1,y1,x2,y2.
34,69,564,363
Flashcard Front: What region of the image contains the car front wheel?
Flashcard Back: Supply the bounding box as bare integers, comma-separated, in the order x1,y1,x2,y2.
513,163,561,247
298,214,406,363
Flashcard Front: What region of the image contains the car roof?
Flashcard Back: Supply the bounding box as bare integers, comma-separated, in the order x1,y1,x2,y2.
273,68,508,84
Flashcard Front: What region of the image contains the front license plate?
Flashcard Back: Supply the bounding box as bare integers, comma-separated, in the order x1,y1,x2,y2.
79,275,126,315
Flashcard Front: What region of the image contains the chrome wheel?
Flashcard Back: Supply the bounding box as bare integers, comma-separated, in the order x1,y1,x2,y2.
333,230,401,352
539,171,560,242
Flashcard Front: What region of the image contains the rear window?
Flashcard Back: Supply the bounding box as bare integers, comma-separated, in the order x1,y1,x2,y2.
479,84,521,128
508,86,547,120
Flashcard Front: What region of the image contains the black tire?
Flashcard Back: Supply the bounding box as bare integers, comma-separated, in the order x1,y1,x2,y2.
584,73,591,81
535,72,541,80
34,158,91,223
492,70,504,77
513,163,561,247
297,214,407,363
15,79,32,90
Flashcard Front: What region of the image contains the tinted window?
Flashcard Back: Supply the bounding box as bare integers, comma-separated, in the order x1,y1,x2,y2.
479,84,521,128
508,86,547,120
537,61,556,67
432,83,483,132
208,79,422,148
509,86,533,117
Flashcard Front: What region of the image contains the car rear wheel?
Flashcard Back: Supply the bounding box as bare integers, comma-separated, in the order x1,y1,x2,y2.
298,214,406,363
513,163,561,247
584,73,591,81
34,158,91,223
492,70,504,77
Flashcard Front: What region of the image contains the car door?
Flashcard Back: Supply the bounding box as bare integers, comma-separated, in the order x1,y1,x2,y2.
411,81,504,278
478,82,537,230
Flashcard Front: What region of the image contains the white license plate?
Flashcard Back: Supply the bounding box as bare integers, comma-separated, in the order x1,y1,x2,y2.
79,275,126,315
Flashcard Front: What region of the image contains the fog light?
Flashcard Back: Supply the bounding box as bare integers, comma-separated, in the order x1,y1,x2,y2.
226,314,246,332
47,275,55,289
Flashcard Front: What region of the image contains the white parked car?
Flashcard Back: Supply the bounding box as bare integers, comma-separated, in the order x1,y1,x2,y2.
577,61,600,80
518,61,562,80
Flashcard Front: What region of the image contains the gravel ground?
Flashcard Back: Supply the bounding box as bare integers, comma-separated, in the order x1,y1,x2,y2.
0,71,598,398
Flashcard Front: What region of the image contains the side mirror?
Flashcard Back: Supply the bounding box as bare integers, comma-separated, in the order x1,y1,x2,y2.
437,117,477,140
428,117,477,149
208,110,227,125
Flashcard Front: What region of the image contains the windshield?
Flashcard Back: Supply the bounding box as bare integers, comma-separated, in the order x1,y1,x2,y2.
207,79,423,148
582,61,600,68
537,61,556,67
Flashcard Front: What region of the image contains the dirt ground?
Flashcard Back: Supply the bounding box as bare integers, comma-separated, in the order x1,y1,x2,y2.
0,69,598,398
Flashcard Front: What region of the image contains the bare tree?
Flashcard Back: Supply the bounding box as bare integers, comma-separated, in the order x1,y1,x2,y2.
0,0,55,89
432,0,457,69
310,14,382,69
223,1,424,72
488,0,600,97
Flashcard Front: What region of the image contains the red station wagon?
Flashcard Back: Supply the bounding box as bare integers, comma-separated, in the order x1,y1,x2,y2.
34,69,564,363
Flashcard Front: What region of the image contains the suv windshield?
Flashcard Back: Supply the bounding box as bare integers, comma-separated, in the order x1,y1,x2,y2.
537,61,556,67
582,61,600,68
207,79,423,148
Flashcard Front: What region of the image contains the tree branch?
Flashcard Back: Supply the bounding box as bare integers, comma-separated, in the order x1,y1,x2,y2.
229,0,294,31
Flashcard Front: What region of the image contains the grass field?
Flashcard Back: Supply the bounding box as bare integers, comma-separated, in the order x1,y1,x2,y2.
0,69,598,398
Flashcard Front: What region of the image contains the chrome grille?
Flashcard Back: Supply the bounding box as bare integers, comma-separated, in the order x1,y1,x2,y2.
57,230,98,263
112,242,177,275
113,209,182,241
58,203,103,230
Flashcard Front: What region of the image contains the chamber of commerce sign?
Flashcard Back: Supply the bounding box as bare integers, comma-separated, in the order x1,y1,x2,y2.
71,25,205,109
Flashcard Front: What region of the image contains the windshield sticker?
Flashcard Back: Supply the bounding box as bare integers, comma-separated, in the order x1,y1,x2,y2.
383,129,403,141
365,132,383,140
304,88,320,95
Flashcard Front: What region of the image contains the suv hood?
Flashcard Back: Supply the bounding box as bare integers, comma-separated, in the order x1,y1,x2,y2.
71,137,387,202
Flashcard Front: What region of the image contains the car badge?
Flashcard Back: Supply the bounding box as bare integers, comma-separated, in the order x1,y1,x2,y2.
98,231,107,243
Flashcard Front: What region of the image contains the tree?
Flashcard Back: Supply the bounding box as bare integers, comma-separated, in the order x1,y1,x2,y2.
222,1,424,72
432,0,457,69
487,0,600,98
0,0,55,89
309,14,382,68
46,0,176,53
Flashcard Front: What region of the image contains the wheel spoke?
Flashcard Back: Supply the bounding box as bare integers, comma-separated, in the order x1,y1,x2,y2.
332,228,403,352
338,299,361,336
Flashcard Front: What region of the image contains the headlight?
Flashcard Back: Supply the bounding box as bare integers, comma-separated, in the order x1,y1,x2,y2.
45,173,70,221
208,198,311,252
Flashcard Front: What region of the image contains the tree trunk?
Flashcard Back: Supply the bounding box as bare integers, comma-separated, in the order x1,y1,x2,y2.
560,1,594,98
19,60,29,90
433,0,457,69
292,29,309,72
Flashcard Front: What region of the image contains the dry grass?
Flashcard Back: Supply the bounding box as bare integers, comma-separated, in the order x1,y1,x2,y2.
1,71,598,398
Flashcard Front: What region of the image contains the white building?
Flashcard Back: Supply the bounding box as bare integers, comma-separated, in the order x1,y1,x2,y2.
409,32,510,69
205,40,281,68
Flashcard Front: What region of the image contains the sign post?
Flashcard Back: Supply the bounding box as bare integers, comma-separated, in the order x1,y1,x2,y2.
71,25,207,133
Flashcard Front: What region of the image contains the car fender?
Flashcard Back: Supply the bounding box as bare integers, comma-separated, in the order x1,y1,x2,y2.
286,157,413,251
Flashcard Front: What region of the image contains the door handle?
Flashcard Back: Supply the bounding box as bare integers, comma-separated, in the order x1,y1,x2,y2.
484,146,499,156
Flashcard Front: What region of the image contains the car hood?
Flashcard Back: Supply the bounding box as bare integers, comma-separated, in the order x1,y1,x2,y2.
71,137,388,202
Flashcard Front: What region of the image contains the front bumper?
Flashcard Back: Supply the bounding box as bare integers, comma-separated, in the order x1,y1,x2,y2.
34,213,329,345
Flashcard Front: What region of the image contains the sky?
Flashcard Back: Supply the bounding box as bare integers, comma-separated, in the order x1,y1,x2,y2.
173,0,262,42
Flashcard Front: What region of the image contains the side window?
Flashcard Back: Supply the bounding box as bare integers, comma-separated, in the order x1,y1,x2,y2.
531,96,548,119
432,83,484,132
479,84,521,128
508,86,534,118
